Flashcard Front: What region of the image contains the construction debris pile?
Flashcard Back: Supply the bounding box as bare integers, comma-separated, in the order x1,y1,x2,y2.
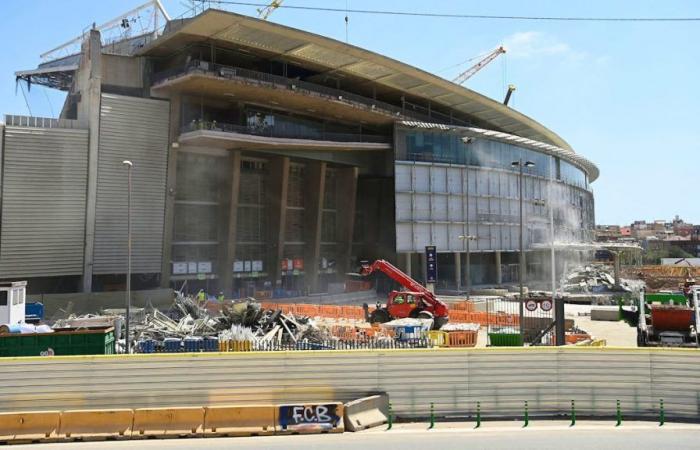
562,265,632,293
128,293,429,353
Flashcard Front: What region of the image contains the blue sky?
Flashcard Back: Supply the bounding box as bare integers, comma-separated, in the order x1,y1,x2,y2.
1,1,699,225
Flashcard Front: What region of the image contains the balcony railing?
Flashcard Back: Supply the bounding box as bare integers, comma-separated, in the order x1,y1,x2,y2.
153,61,470,127
3,114,84,129
182,120,391,144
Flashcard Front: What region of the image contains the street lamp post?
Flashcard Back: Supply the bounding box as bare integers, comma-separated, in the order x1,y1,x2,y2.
122,160,133,354
511,158,534,345
458,234,477,298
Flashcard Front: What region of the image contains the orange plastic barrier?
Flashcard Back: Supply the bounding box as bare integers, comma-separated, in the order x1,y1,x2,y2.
566,333,591,344
451,301,475,312
447,331,477,347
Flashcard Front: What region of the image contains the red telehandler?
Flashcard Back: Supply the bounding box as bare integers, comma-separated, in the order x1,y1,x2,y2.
359,259,449,329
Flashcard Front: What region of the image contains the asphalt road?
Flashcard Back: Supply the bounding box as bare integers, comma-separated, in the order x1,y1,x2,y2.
11,422,700,450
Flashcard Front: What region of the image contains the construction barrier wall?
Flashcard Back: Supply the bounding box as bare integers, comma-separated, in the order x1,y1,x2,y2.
0,348,699,420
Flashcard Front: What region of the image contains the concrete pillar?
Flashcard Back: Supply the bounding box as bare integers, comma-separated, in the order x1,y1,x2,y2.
405,253,412,278
303,161,326,293
455,253,462,291
495,251,502,285
267,156,290,286
160,94,182,288
220,152,241,296
335,166,358,276
81,29,103,293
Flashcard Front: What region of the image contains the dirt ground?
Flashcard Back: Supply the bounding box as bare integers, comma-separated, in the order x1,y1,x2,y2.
565,304,637,346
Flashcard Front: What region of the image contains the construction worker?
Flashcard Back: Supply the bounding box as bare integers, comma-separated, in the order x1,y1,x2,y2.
196,289,206,305
217,291,225,302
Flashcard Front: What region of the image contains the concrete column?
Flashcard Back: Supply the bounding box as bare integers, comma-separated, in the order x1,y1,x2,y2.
159,93,181,288
303,161,326,293
613,251,621,288
267,156,290,286
335,167,358,275
455,253,462,291
405,253,412,278
495,251,502,285
81,29,103,293
220,152,241,296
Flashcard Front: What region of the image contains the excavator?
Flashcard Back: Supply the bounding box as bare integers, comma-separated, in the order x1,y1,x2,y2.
359,259,449,329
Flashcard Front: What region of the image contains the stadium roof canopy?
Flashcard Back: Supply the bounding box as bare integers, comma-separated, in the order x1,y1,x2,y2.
140,9,576,151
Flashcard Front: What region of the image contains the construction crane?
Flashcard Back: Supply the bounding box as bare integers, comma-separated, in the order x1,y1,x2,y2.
452,46,506,86
257,0,284,20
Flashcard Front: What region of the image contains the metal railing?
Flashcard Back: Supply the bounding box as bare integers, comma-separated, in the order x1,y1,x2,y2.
182,120,391,144
153,61,469,126
3,114,84,129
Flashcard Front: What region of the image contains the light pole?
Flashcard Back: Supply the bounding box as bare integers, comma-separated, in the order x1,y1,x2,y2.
458,234,477,298
122,160,133,354
511,158,534,345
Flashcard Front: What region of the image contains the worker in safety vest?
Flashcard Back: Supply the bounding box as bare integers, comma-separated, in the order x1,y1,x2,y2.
217,292,225,302
196,289,206,304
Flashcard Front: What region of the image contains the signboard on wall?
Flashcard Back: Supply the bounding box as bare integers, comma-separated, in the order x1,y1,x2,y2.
425,246,437,283
197,262,212,274
187,262,198,274
172,262,188,275
252,260,263,272
233,261,244,272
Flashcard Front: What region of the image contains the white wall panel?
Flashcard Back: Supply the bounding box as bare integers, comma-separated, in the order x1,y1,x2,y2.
432,223,448,250
393,162,593,253
1,349,694,420
412,165,429,192
412,223,431,249
431,195,448,221
446,167,462,193
429,166,446,193
395,223,413,252
395,164,412,191
447,195,463,222
413,194,430,221
395,193,412,221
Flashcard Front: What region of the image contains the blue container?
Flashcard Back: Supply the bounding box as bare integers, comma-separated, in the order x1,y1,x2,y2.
138,339,156,353
183,336,203,352
203,337,218,352
164,338,181,352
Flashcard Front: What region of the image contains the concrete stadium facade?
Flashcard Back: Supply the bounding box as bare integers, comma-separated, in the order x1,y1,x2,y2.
1,8,597,296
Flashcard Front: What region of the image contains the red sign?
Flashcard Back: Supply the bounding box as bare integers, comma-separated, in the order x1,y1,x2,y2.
293,258,304,270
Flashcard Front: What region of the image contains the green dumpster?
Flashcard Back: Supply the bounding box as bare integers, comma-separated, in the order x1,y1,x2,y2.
488,332,523,347
0,326,115,357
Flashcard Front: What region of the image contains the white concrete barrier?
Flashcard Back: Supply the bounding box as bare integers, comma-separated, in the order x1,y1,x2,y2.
344,394,389,431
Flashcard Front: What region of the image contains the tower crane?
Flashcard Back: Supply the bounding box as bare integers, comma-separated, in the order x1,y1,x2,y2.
452,46,506,85
257,0,284,20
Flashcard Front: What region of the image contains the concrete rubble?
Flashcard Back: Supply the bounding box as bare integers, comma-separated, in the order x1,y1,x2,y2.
562,265,632,293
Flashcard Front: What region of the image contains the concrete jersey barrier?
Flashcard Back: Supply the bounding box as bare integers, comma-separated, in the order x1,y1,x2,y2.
344,394,389,431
